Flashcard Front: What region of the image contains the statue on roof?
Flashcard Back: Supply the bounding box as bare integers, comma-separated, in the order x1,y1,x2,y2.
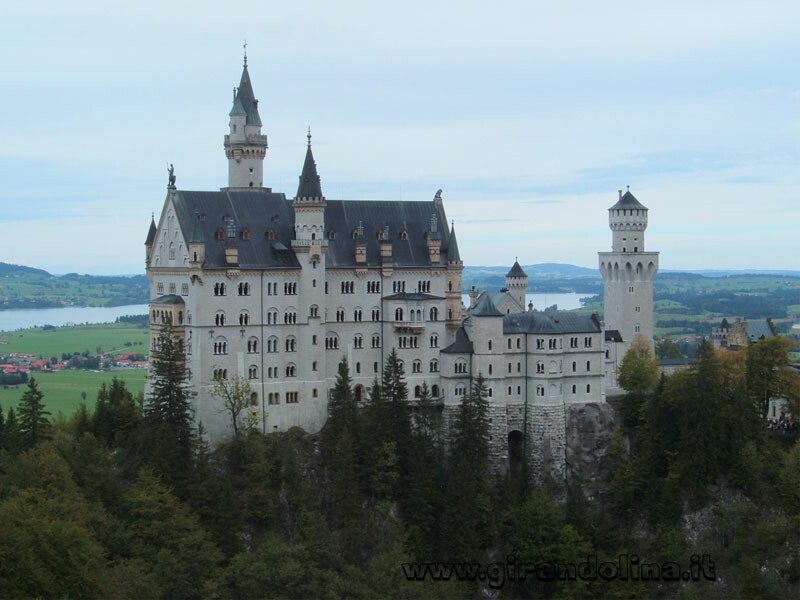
167,163,176,188
434,189,442,200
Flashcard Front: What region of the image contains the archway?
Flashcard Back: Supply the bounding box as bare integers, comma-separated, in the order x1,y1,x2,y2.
508,430,525,475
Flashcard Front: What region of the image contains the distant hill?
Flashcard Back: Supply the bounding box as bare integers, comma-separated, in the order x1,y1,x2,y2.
0,262,51,277
0,262,149,310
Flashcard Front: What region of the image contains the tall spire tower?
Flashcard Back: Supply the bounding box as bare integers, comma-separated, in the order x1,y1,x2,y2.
224,45,268,189
598,188,659,386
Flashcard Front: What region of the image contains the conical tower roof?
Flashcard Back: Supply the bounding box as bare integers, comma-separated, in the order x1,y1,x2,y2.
234,63,262,127
507,260,527,278
145,216,157,245
448,223,461,263
295,132,323,199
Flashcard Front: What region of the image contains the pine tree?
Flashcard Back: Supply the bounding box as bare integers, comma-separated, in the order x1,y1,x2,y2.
144,323,195,492
17,377,50,450
382,350,412,500
441,374,491,561
2,406,20,453
403,382,445,559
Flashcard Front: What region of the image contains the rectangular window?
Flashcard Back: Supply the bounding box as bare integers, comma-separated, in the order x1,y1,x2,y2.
157,283,164,294
181,283,189,295
169,283,176,295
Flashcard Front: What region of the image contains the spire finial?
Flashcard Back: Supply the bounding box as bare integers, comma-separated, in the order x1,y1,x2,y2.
243,40,248,67
151,211,154,219
307,126,312,147
627,184,630,192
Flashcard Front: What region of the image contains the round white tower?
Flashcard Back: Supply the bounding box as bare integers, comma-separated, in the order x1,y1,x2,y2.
223,50,268,189
598,188,659,375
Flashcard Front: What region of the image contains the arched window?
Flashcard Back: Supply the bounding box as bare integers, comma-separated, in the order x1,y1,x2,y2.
430,334,438,348
431,384,439,398
215,310,226,326
572,361,577,372
285,336,296,352
414,385,421,398
395,307,404,321
355,385,364,402
354,334,363,349
247,337,259,353
286,364,297,377
412,360,422,373
267,336,278,353
248,365,258,379
429,359,439,373
572,384,577,394
213,337,227,355
429,307,438,321
239,311,249,326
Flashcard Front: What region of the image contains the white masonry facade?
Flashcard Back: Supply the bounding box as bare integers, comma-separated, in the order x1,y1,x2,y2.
146,58,652,481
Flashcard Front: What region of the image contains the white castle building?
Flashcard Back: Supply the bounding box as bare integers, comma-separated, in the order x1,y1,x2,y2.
146,56,656,480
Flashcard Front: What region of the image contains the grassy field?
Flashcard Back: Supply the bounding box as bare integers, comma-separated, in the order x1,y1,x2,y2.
0,323,149,359
0,368,146,416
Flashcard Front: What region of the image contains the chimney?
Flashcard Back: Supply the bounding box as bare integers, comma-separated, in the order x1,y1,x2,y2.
469,286,479,309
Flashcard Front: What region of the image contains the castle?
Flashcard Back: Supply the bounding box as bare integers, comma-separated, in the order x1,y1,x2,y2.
146,55,658,482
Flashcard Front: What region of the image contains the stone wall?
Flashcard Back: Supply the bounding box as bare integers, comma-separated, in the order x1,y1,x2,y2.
525,403,567,486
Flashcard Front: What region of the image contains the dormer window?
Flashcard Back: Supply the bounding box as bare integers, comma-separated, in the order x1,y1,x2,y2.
266,229,276,241
328,229,336,240
240,228,251,241
399,229,408,240
215,228,225,240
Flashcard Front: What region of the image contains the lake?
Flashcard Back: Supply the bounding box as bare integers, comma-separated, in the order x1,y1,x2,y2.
0,304,150,332
461,292,590,312
0,292,591,332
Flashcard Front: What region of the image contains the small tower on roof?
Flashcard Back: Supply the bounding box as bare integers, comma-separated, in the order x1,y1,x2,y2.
505,258,528,312
445,220,465,327
224,45,268,189
144,214,157,267
293,129,326,245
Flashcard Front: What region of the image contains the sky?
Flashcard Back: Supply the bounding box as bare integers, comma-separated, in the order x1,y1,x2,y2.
1,1,798,274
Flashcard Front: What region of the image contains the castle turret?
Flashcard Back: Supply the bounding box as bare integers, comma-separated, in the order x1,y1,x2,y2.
223,50,268,189
144,215,157,267
599,188,659,386
505,259,528,313
446,221,464,327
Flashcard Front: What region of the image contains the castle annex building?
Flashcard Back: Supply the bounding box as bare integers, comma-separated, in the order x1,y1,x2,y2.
146,57,657,481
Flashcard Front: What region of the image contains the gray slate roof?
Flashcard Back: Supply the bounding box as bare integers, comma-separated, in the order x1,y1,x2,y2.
441,327,474,354
233,65,262,127
447,223,461,263
383,292,444,301
471,293,504,317
610,190,647,211
323,199,452,268
151,294,185,305
605,329,623,342
507,260,527,278
747,319,775,341
503,311,601,335
168,189,455,270
171,190,300,270
145,218,157,245
296,144,323,199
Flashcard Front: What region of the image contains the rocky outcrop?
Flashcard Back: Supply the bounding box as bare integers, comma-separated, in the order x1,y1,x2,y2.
565,402,616,499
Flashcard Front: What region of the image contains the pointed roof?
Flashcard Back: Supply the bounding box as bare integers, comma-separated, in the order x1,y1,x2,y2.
234,64,262,127
229,97,246,117
144,217,157,245
506,260,527,278
295,136,323,199
447,223,461,263
610,189,647,210
188,213,205,244
441,326,474,354
719,317,730,329
471,292,504,317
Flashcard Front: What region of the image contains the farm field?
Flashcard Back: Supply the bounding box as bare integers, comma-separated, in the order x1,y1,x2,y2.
0,368,146,416
0,323,149,359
